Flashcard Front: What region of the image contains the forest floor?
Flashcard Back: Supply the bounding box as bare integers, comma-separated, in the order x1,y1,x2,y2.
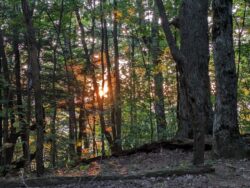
1,148,250,188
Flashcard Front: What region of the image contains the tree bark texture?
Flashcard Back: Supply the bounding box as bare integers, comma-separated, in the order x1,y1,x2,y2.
0,47,3,164
113,0,122,152
155,0,212,165
151,5,167,141
212,0,247,158
13,30,30,167
21,0,44,176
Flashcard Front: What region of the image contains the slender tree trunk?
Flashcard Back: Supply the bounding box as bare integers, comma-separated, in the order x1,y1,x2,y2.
77,78,88,158
0,29,17,165
21,0,44,176
68,91,77,160
151,5,167,141
77,107,84,158
13,29,30,168
100,9,106,156
129,37,137,136
0,51,3,164
102,1,116,151
0,29,9,166
112,0,122,152
46,0,64,166
63,33,77,161
51,47,57,167
212,0,247,158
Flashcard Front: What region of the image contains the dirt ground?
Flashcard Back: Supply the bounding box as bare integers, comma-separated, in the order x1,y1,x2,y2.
1,149,250,187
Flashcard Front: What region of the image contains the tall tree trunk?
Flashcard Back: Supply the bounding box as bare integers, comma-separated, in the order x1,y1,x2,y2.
77,107,84,158
155,0,211,165
112,0,122,152
102,0,116,151
21,0,44,176
63,31,77,161
151,5,167,141
129,37,137,131
77,77,88,158
13,29,30,167
0,29,10,166
0,29,17,165
179,0,212,164
175,75,193,138
176,1,213,139
50,47,57,167
66,65,77,161
0,50,3,164
212,0,247,158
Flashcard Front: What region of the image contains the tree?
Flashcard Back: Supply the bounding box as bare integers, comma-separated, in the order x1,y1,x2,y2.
151,5,167,141
212,0,248,158
113,0,122,152
21,0,44,176
155,0,212,165
175,1,213,139
13,28,30,169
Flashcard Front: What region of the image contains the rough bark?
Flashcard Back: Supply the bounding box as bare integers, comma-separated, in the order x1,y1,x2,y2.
0,29,9,166
0,55,2,164
176,1,213,139
175,76,193,138
21,0,44,176
151,5,167,141
180,0,212,165
13,30,30,168
155,0,212,165
102,0,117,152
212,0,247,158
51,47,57,167
113,0,122,152
0,29,18,165
77,78,89,158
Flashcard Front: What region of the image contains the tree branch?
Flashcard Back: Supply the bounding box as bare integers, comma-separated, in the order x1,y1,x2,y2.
154,0,185,67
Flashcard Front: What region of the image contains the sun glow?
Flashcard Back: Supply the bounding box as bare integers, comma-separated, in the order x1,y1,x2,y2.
99,82,108,97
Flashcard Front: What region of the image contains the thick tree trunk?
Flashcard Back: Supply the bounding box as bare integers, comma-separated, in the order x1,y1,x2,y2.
155,0,211,165
21,0,44,176
151,5,167,141
212,0,247,158
175,76,193,138
179,0,212,165
176,1,213,139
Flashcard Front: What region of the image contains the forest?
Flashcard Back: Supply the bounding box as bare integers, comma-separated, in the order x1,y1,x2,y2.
0,0,249,187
